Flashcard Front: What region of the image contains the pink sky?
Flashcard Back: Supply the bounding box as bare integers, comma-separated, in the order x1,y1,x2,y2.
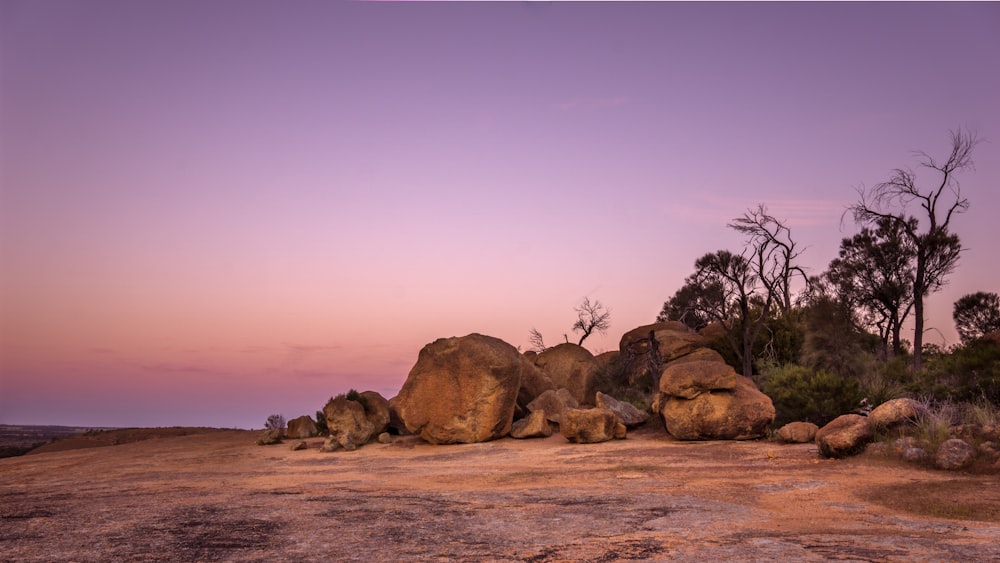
2,2,999,428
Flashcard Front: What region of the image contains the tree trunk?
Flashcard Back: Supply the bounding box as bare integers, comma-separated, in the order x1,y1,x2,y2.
741,303,754,379
912,257,926,372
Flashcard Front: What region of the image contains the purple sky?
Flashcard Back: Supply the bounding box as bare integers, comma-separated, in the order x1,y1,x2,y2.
2,1,999,428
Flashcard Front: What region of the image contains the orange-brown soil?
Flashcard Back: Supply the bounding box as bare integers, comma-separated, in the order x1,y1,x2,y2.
1,425,997,561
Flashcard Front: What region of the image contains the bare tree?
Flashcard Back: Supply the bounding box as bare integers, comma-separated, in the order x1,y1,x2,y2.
661,207,804,379
728,204,808,317
573,297,611,346
849,128,979,370
527,327,547,353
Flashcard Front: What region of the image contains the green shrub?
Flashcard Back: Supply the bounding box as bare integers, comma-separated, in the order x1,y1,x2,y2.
314,410,329,436
923,339,1000,404
264,414,285,430
762,364,863,427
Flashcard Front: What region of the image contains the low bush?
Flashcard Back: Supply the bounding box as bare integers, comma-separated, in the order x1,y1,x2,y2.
264,414,285,431
761,364,863,427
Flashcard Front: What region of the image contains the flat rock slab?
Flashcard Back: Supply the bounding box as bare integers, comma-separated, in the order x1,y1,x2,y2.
1,428,998,561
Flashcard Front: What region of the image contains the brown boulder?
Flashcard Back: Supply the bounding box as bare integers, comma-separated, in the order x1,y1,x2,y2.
533,343,599,404
815,414,873,458
659,349,737,399
560,408,618,444
595,392,649,428
659,375,775,440
526,388,580,424
394,334,522,444
285,415,318,439
510,410,554,439
869,398,927,431
776,421,819,443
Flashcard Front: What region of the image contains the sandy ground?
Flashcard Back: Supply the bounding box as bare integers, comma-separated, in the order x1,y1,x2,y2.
1,425,998,562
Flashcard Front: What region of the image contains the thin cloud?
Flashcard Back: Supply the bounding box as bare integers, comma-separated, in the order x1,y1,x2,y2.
138,361,231,377
663,195,847,228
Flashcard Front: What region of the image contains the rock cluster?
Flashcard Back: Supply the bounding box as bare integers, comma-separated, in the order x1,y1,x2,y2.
634,323,774,441
813,401,999,471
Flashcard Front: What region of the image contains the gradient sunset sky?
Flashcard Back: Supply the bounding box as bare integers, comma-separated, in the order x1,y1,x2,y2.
2,1,999,428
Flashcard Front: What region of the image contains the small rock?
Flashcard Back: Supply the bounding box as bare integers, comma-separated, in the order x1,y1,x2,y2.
378,432,393,444
255,428,283,446
902,447,928,463
527,388,579,424
776,421,819,443
815,414,872,458
978,441,999,462
290,440,307,451
934,438,976,470
865,442,888,456
560,408,617,444
891,436,919,454
320,436,341,453
510,410,554,439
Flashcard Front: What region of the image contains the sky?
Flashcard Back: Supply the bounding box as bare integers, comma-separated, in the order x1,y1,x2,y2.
2,1,999,429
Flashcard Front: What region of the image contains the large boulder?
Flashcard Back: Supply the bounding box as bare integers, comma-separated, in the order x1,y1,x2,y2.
595,392,649,428
560,408,619,444
394,334,522,444
526,388,579,424
533,343,599,404
619,322,705,384
658,348,738,399
869,398,927,431
510,410,554,439
815,414,872,458
776,421,819,443
659,375,775,440
286,415,318,439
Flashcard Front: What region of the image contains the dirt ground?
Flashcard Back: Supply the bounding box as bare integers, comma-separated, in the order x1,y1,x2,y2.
1,425,998,562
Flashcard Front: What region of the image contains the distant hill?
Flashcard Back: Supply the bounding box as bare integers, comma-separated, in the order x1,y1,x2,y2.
0,425,224,458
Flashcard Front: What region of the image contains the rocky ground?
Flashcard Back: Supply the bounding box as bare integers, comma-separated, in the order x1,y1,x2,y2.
1,425,998,562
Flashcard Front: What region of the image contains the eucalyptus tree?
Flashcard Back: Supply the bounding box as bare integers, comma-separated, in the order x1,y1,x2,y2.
848,129,978,370
953,291,1000,344
826,216,915,359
